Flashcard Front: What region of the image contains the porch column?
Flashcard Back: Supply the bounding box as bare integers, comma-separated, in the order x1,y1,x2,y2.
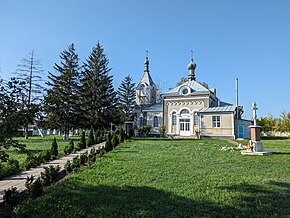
190,112,194,135
169,113,172,134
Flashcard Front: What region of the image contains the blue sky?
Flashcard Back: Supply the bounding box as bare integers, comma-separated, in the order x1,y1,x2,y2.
0,0,289,119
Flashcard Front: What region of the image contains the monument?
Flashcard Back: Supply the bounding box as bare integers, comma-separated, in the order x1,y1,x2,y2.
241,102,272,156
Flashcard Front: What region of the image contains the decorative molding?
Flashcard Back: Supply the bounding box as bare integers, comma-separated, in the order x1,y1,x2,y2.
166,100,203,106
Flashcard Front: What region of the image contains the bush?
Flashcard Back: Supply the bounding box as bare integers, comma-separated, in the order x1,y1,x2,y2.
79,131,86,149
75,143,81,152
128,129,134,138
87,129,94,147
119,128,125,142
94,130,101,144
112,132,119,148
88,148,96,164
2,159,20,177
105,133,113,152
24,154,39,170
40,150,51,161
50,138,58,157
41,165,61,186
64,140,74,154
159,126,166,138
79,152,88,165
64,160,73,173
3,186,21,207
25,175,43,198
72,156,81,171
139,125,152,137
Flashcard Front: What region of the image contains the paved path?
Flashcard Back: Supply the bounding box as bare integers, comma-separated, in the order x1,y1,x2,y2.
0,142,105,203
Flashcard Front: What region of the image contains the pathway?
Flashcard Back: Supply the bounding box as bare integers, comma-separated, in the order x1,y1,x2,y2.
0,142,105,203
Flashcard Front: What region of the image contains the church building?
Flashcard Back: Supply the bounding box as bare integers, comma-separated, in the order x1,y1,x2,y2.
134,54,251,139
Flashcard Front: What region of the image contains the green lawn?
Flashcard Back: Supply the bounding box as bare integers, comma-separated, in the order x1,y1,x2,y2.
14,138,290,217
6,135,80,168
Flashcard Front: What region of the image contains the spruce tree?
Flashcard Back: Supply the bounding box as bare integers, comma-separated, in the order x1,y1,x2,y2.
80,42,119,130
117,75,136,122
45,44,81,140
78,131,86,149
87,128,94,147
119,128,125,143
50,138,58,157
111,132,119,148
105,132,113,152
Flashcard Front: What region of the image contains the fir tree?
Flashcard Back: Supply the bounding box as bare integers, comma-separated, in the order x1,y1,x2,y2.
119,128,125,143
50,138,58,157
80,42,119,130
45,44,82,140
78,131,86,149
111,132,119,148
87,128,94,147
117,75,136,122
105,132,113,152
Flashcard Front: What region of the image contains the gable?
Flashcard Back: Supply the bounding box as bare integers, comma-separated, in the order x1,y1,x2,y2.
165,80,209,95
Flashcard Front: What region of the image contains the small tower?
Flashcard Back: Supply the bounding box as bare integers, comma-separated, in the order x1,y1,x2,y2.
136,51,157,106
187,58,196,81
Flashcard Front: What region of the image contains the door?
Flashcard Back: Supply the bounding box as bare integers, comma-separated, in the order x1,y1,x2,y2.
238,125,244,138
180,119,190,136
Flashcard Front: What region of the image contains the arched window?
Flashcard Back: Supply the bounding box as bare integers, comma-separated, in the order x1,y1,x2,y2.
140,84,146,97
139,117,146,126
194,111,199,125
172,112,177,125
153,116,158,127
180,109,189,115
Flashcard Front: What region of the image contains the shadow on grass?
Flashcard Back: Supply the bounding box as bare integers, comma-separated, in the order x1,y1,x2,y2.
219,181,290,217
272,151,290,155
15,181,246,218
261,136,290,140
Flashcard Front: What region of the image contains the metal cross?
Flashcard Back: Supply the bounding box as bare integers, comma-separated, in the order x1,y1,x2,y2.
251,101,258,126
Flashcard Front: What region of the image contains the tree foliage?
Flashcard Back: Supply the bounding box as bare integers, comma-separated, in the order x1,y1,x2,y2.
15,50,44,139
45,44,81,139
80,42,119,130
0,78,26,161
257,111,290,132
117,75,136,122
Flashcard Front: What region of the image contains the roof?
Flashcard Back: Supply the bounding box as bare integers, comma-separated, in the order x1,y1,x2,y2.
199,106,236,113
142,103,163,112
138,71,155,87
165,80,209,94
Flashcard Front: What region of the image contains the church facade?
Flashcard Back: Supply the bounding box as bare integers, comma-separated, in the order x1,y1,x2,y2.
134,55,251,139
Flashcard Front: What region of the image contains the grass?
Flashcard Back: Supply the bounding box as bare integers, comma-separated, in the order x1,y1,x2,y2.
14,138,290,217
5,135,80,169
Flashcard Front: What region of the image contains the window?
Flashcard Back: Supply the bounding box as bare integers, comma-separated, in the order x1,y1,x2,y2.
140,84,146,97
180,109,189,115
182,88,188,95
140,117,146,126
194,112,199,125
172,112,177,125
212,116,221,128
153,116,158,127
180,86,190,96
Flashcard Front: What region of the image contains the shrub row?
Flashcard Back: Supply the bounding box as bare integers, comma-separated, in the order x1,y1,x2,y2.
1,129,124,217
1,164,61,217
64,147,105,173
0,159,20,179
